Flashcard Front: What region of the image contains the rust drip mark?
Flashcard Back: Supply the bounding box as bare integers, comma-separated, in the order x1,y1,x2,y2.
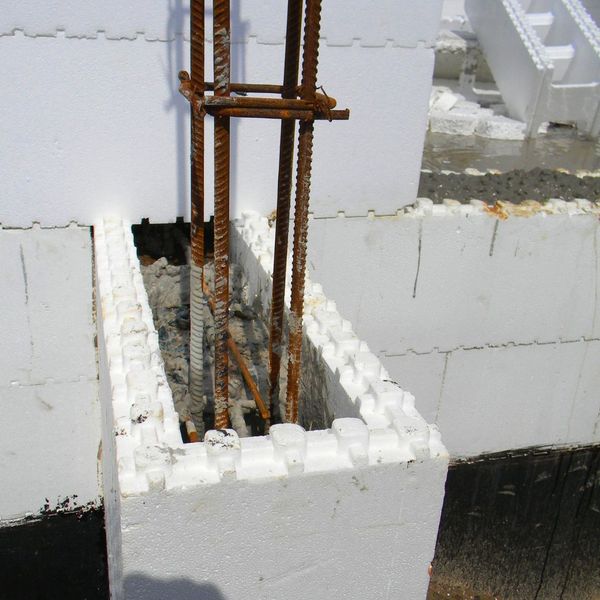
484,199,545,221
412,221,423,299
489,220,499,257
483,202,509,221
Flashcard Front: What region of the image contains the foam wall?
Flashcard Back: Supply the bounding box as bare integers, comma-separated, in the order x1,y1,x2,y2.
0,0,441,227
94,216,448,600
0,225,101,521
307,199,600,457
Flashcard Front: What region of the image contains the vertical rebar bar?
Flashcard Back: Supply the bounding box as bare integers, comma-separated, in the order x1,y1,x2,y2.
189,0,206,431
268,0,304,426
213,0,231,430
285,0,322,424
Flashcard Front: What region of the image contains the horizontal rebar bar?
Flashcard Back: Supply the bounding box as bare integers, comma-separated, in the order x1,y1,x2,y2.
204,94,336,110
205,82,290,95
204,106,349,120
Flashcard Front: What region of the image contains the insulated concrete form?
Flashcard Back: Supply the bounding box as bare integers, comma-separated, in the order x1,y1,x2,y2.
95,216,448,600
0,2,441,228
0,1,443,47
307,199,600,457
582,0,600,27
466,0,600,136
0,225,101,521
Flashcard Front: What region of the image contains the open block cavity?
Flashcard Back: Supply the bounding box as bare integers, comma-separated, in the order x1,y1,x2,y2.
94,215,448,600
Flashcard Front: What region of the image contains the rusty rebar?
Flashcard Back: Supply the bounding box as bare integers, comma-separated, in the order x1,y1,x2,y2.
188,0,206,421
202,279,270,421
203,82,291,95
268,0,304,426
213,0,231,430
203,107,343,120
285,0,322,424
204,94,336,111
204,106,348,121
190,0,205,268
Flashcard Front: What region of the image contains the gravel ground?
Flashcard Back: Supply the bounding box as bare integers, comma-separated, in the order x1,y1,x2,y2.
418,168,600,204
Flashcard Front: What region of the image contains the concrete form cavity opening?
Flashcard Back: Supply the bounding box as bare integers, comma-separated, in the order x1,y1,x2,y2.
132,219,332,441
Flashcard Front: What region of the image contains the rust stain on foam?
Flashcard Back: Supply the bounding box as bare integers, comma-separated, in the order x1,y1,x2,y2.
484,200,546,220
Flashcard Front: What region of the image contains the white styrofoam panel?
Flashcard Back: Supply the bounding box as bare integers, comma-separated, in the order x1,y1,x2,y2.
0,379,101,521
0,231,32,384
119,457,446,600
307,215,420,353
95,216,448,599
383,341,600,457
0,1,443,48
582,0,600,28
381,352,448,425
309,44,434,217
437,340,599,457
467,0,600,136
0,33,192,228
466,0,550,128
565,338,600,443
96,268,123,596
0,226,97,386
0,33,434,226
308,205,600,356
231,41,435,218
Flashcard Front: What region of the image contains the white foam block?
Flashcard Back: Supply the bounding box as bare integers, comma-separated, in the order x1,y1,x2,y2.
0,379,101,520
0,227,97,386
119,453,447,600
95,215,448,598
430,109,478,135
0,0,443,48
476,114,526,140
436,340,600,457
0,34,435,226
308,207,600,356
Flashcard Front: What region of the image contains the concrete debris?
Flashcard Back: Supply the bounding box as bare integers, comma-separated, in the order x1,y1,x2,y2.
141,258,284,439
428,85,546,141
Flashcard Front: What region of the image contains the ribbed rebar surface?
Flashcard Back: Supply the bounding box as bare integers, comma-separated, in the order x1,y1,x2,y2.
213,0,231,430
268,0,304,425
190,0,204,268
285,0,322,423
189,264,205,422
189,0,205,414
